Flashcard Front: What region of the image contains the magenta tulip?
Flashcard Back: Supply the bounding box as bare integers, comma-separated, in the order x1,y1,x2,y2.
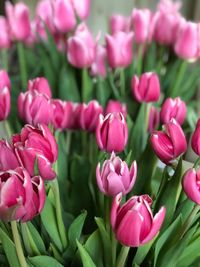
150,119,187,164
0,87,10,121
105,100,127,118
109,14,130,34
191,119,200,156
131,72,160,103
111,193,166,247
160,97,187,125
0,16,11,49
148,106,160,133
96,152,137,197
96,112,128,153
0,140,20,171
28,77,52,98
0,70,11,91
91,45,107,78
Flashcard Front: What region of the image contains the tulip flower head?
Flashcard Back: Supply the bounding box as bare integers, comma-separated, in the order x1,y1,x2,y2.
191,119,200,156
105,100,127,118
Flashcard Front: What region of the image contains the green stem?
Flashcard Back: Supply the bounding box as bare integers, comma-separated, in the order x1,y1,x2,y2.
171,60,187,97
4,120,13,138
17,42,27,89
145,103,151,133
180,205,200,239
11,221,27,267
137,45,144,76
82,68,88,102
104,196,111,234
66,131,72,155
194,157,200,169
120,69,125,97
108,71,120,99
1,49,8,71
116,246,130,267
111,231,117,266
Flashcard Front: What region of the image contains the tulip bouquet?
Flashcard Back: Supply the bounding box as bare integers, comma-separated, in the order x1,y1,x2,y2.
0,0,200,266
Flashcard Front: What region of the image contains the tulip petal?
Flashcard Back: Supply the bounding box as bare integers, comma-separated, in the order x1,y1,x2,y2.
183,169,200,205
110,193,122,229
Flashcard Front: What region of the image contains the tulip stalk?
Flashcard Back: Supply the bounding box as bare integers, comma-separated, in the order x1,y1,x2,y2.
1,49,8,71
137,44,144,76
17,42,27,89
116,246,130,267
11,221,27,267
120,69,125,97
171,60,187,97
82,68,88,102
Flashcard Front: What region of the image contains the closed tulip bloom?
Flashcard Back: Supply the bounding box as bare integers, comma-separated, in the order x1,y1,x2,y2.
13,124,58,180
131,72,160,103
91,45,107,78
69,103,83,130
105,100,127,118
160,97,187,125
96,112,128,153
131,9,152,44
96,152,137,197
53,0,76,33
0,140,20,171
106,31,134,69
18,90,52,126
191,119,200,156
71,0,90,20
109,14,130,34
5,1,31,41
182,168,200,205
67,23,96,68
150,119,187,164
0,87,10,121
148,106,160,133
80,100,103,132
28,77,52,98
0,70,11,91
0,16,11,49
111,193,166,247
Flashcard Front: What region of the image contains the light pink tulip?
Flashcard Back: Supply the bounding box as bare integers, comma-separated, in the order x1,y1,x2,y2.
131,72,160,103
80,100,103,132
150,119,187,164
0,70,11,91
160,97,187,125
5,1,31,41
28,77,52,98
96,152,137,197
191,119,200,156
105,100,127,118
111,193,166,247
106,31,134,69
148,106,160,133
0,16,11,49
67,23,96,68
71,0,90,20
96,112,128,153
0,140,20,171
157,0,181,14
91,45,107,78
182,168,200,205
109,14,130,34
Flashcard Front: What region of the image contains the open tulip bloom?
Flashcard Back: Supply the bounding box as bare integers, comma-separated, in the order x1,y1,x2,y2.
1,0,200,267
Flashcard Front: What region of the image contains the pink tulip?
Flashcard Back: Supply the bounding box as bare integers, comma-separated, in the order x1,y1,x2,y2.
67,23,96,68
0,87,10,121
0,167,45,222
18,90,53,126
182,168,200,205
0,140,20,171
111,193,166,247
80,100,103,132
53,0,76,33
160,97,187,125
109,14,130,34
131,9,153,44
0,16,11,49
148,106,160,133
174,21,200,61
105,100,127,118
191,119,200,156
106,31,134,69
0,70,11,91
71,0,90,20
157,0,181,14
51,99,74,130
5,1,31,41
131,72,160,103
150,119,187,164
91,45,107,78
96,112,128,153
13,124,58,180
28,77,52,98
96,152,137,197
69,103,83,130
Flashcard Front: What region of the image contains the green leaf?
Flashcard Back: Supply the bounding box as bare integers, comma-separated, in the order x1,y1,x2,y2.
28,256,64,267
76,240,96,267
0,227,20,267
26,222,46,254
41,196,63,251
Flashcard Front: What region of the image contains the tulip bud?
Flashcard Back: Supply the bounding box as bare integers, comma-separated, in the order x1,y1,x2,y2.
109,14,130,34
18,90,53,126
96,152,137,197
96,112,128,153
191,119,200,156
106,31,134,69
131,72,160,103
131,9,152,44
53,0,76,33
148,106,160,133
182,168,200,205
0,70,11,91
150,119,187,164
111,193,166,247
0,16,11,49
28,77,52,98
13,124,58,180
160,97,186,125
71,0,90,20
91,45,107,78
0,87,10,121
0,140,20,171
67,23,96,68
5,2,31,41
105,100,127,118
0,167,45,222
